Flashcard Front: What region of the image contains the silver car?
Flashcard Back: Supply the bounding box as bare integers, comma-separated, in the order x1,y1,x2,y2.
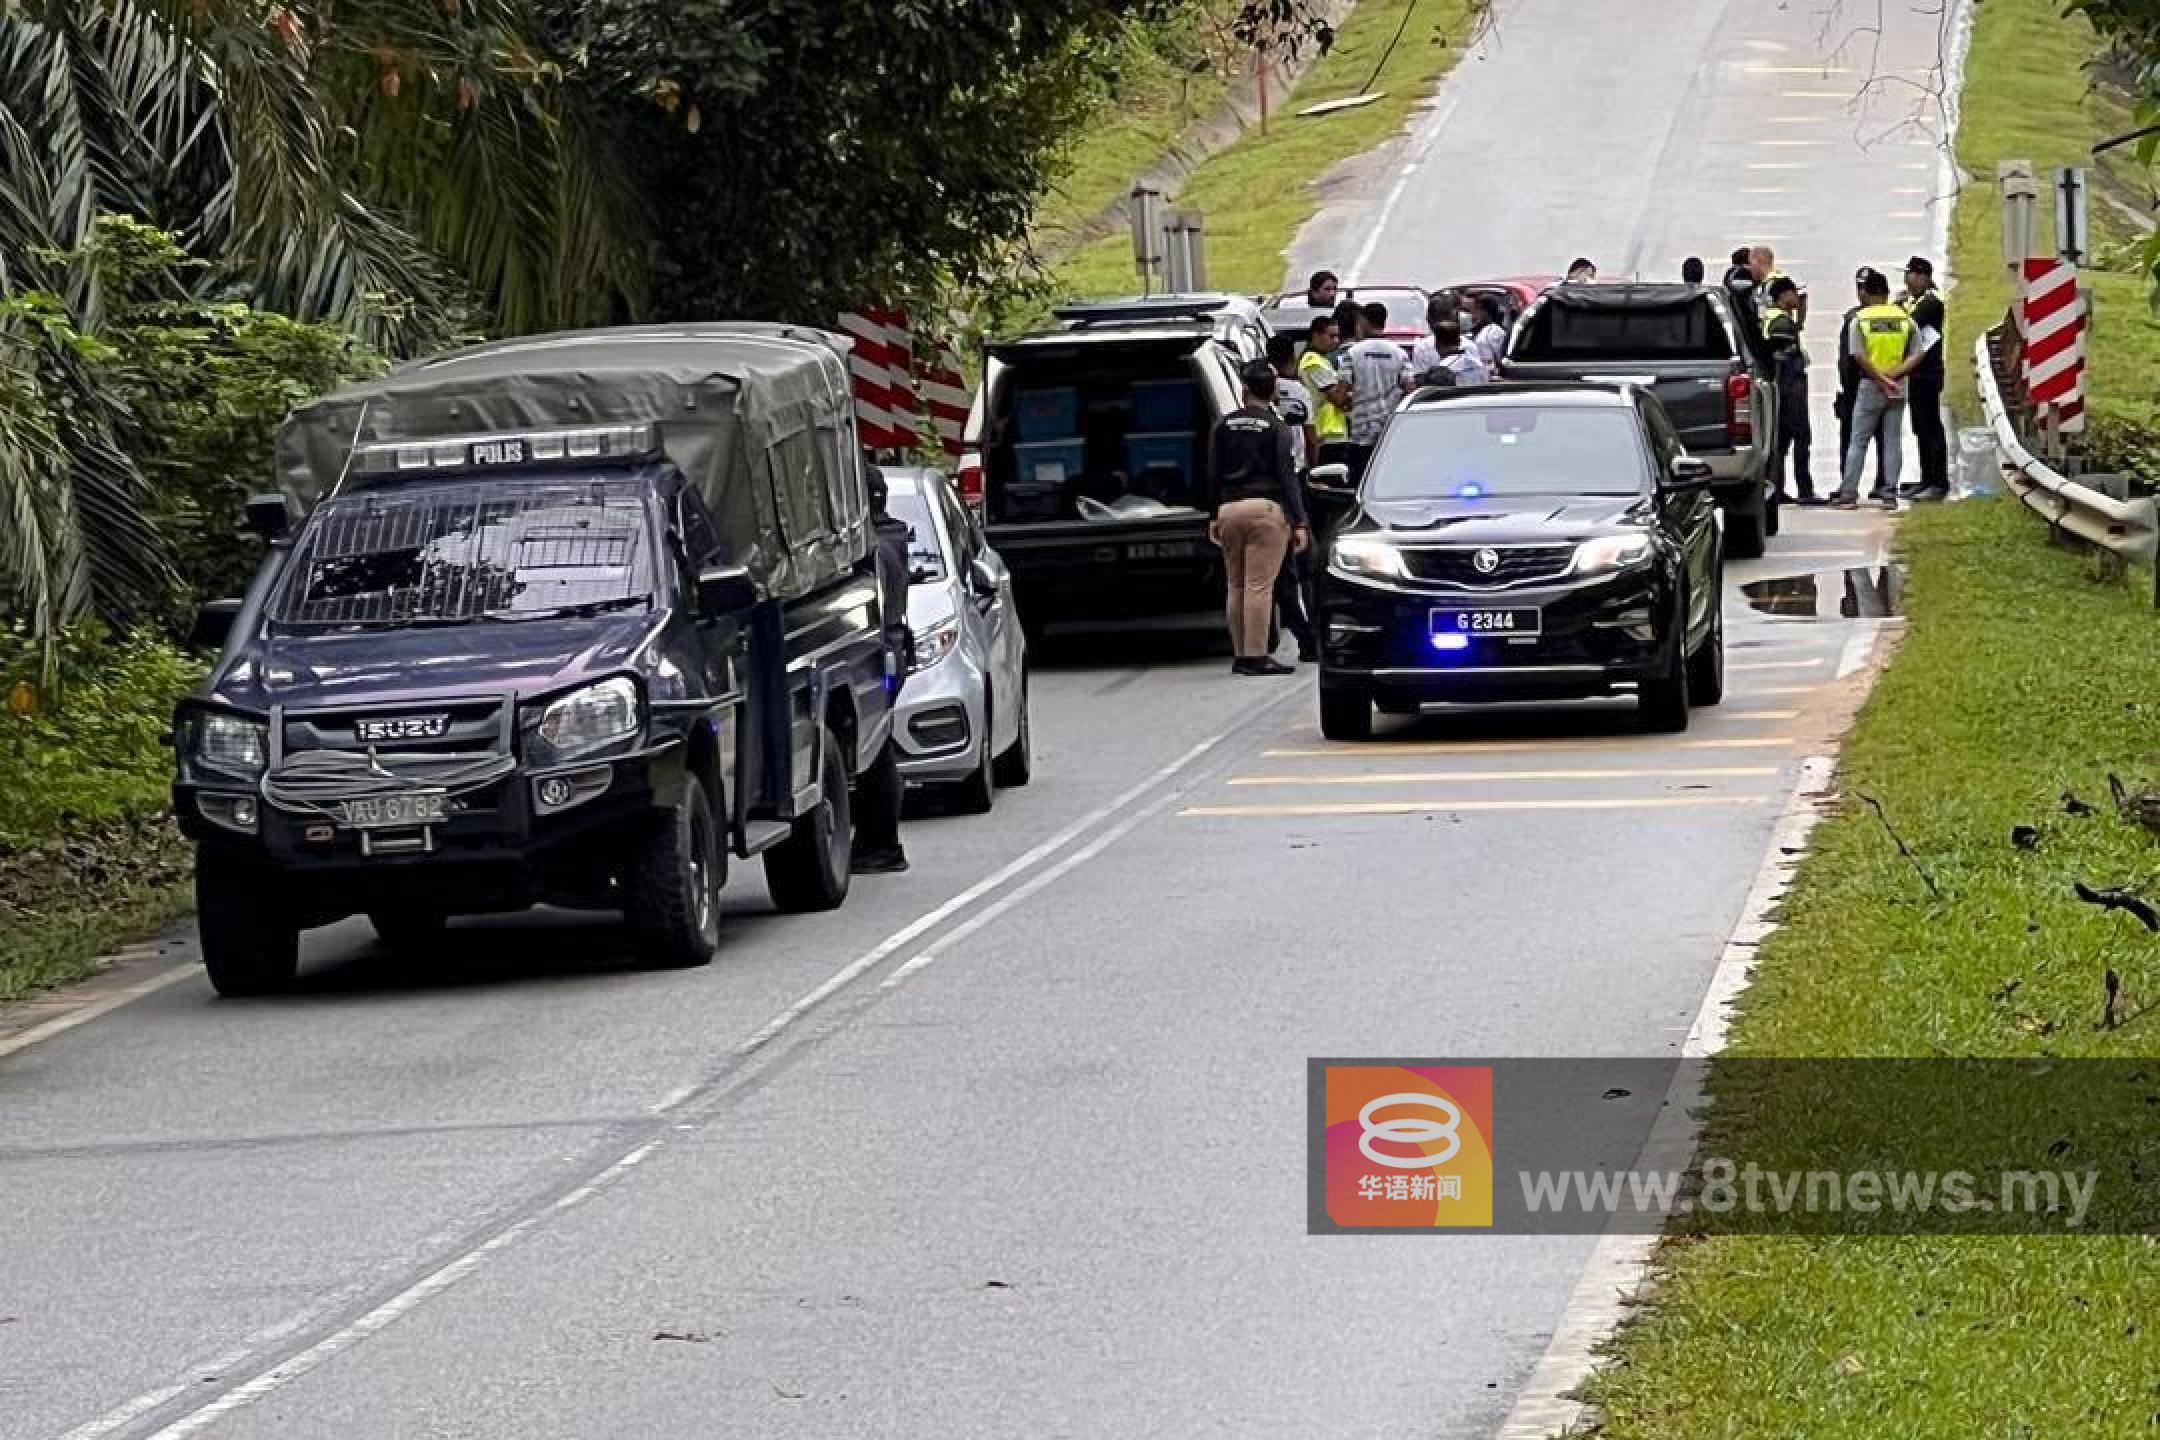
884,467,1032,811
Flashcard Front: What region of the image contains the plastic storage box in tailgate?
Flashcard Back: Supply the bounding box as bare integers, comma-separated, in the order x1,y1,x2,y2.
1005,438,1084,521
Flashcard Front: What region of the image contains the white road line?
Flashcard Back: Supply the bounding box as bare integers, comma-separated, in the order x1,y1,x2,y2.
1349,99,1458,279
1836,626,1885,678
1492,758,1838,1440
0,962,197,1063
1728,658,1825,672
76,695,1306,1439
1181,796,1769,818
1224,766,1778,787
1745,162,1811,170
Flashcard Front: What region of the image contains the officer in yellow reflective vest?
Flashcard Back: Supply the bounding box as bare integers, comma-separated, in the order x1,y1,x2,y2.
1832,270,1921,510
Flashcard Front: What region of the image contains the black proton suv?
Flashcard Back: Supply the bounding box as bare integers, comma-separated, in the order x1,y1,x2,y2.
1314,383,1726,740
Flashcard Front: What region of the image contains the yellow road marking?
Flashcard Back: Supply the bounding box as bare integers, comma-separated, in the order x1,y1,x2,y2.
1183,796,1771,818
1264,737,1796,757
1729,658,1825,672
1889,209,1927,218
1745,66,1854,74
1769,115,1829,124
1741,684,1820,696
1780,89,1850,99
1724,709,1801,721
1746,162,1812,170
1226,766,1780,787
1758,548,1870,558
1755,139,1830,147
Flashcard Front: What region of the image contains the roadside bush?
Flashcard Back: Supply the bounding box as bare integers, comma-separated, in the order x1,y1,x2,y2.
0,623,202,849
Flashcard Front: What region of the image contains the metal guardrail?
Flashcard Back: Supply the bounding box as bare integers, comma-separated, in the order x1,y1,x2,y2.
1973,326,2158,571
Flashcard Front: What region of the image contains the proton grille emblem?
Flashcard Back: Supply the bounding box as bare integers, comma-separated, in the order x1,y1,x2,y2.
1473,548,1501,575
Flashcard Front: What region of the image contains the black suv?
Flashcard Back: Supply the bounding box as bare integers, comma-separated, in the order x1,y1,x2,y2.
957,294,1271,630
1315,383,1727,739
174,325,894,995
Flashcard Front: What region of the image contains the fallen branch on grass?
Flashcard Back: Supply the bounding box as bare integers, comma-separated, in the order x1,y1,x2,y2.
1856,792,1942,901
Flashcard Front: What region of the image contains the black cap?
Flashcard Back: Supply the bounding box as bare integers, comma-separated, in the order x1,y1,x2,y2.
1855,266,1888,289
1767,276,1799,301
1905,255,1934,276
1239,357,1278,397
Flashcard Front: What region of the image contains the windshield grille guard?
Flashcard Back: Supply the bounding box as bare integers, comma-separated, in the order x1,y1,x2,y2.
278,483,649,627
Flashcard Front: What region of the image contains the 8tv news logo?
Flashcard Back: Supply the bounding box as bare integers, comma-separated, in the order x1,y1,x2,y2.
1316,1065,1494,1230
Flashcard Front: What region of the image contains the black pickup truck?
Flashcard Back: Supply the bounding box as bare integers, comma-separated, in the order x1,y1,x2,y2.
174,325,894,994
1499,284,1779,557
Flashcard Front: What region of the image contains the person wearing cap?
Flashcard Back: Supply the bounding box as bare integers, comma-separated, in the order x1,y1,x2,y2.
1209,360,1309,675
1898,255,1950,500
1761,277,1821,505
852,461,913,873
1750,245,1806,325
1832,270,1922,510
1681,256,1706,285
1566,257,1598,283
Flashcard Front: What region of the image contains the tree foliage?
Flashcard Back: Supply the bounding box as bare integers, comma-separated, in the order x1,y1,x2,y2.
2067,0,2160,293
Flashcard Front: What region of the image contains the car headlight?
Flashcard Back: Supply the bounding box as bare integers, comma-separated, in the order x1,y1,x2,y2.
537,676,641,755
1331,535,1408,580
196,712,267,773
1571,535,1655,574
910,616,961,672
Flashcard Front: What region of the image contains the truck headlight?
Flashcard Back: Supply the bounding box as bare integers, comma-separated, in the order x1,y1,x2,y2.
910,616,961,672
1331,536,1408,580
197,713,267,773
537,677,640,755
1571,535,1654,574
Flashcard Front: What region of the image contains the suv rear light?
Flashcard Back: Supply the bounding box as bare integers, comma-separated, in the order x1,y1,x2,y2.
1725,365,1752,445
956,453,984,508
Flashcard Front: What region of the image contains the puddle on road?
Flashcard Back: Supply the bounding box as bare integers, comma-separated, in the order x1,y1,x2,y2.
1741,565,1906,620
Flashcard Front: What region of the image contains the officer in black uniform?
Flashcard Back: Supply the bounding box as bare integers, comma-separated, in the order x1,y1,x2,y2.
1898,255,1950,500
851,462,913,874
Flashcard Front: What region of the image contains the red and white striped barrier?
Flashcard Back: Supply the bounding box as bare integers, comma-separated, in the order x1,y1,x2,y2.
837,308,920,451
915,341,969,458
2018,258,2085,433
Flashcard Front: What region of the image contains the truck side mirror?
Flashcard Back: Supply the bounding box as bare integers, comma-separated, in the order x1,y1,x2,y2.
1308,462,1354,494
245,493,294,540
697,564,758,618
191,598,243,651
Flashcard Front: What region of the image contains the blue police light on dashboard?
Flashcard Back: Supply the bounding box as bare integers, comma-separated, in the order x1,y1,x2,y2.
1430,632,1471,653
1455,481,1485,499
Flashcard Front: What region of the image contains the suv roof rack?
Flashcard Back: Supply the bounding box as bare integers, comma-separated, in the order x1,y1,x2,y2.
1051,296,1234,326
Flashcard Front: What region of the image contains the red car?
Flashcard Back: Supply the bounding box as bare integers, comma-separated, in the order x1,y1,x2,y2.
1442,275,1561,327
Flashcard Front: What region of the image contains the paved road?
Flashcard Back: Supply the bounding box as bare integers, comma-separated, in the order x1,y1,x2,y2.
3,3,1953,1436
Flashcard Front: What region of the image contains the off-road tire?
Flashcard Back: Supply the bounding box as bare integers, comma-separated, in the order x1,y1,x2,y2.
764,727,852,913
624,778,723,968
196,847,301,997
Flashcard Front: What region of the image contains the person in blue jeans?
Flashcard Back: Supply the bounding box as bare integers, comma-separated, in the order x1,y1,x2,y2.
1832,272,1921,510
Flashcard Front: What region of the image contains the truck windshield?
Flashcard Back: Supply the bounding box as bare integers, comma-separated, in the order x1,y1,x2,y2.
1366,407,1648,499
274,476,653,628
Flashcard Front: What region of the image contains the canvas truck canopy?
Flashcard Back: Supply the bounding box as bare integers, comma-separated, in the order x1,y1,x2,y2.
274,323,870,601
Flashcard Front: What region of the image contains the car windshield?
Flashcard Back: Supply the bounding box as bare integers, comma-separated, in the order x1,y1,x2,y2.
1360,290,1429,330
1365,406,1648,499
274,476,653,628
883,487,947,582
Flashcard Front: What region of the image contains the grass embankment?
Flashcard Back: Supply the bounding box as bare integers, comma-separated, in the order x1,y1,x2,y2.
1052,0,1481,297
0,633,200,1002
1033,5,1236,258
1945,0,2160,477
1579,513,2159,1432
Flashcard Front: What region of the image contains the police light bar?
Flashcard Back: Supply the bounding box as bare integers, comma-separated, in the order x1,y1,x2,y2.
348,423,658,477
